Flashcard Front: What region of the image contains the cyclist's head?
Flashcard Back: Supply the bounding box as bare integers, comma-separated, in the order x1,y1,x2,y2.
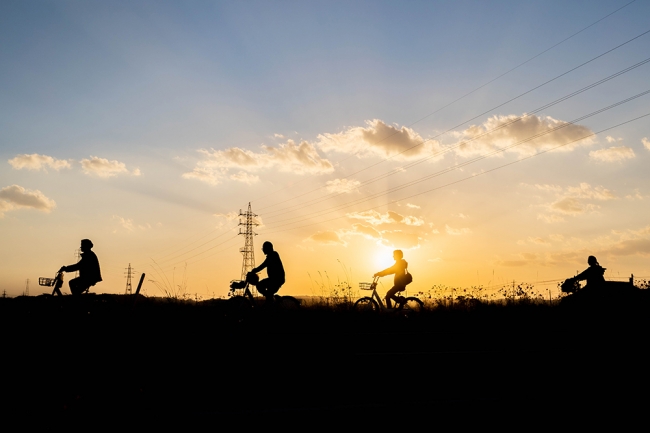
80,239,93,251
393,250,403,260
588,255,598,266
262,241,274,254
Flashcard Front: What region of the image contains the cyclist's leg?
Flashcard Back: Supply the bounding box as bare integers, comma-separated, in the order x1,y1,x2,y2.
257,279,280,303
386,285,406,308
69,278,90,296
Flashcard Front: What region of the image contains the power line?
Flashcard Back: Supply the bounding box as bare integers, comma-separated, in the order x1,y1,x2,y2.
261,110,650,235
254,24,650,213
261,90,650,231
262,57,650,221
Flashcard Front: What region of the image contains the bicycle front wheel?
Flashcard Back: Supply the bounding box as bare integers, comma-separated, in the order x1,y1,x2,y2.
354,297,379,312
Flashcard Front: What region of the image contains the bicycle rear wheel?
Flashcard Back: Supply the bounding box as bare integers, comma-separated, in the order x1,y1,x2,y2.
402,297,424,314
354,297,379,312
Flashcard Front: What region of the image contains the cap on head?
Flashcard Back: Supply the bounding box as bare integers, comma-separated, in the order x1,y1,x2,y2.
393,249,403,259
262,241,273,253
81,239,93,249
588,255,598,266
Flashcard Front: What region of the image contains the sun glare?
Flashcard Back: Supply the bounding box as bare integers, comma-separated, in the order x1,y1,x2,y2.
373,247,396,272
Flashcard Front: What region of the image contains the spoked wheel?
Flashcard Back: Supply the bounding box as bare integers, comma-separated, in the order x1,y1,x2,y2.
275,295,301,310
354,297,379,312
401,297,424,316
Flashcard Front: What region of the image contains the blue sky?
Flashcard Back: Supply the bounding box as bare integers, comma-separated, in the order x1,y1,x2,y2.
1,1,649,297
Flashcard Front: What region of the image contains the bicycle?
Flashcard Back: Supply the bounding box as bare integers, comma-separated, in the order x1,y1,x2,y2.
39,270,65,296
354,276,424,314
228,273,300,313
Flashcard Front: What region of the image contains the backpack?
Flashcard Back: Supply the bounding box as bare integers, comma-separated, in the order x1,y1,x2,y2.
398,268,413,286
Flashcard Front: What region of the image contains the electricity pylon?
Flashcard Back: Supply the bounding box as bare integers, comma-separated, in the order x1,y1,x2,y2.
238,203,258,281
74,249,81,278
125,263,134,295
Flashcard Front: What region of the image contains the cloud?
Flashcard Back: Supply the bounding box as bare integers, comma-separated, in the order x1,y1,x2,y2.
325,178,361,194
112,215,156,232
346,210,423,226
229,171,260,184
565,183,616,201
528,236,550,245
306,231,346,246
183,140,334,185
8,153,71,171
643,137,650,150
530,182,616,222
589,146,635,162
379,230,421,249
445,224,471,235
625,189,645,200
537,214,565,223
316,119,444,161
454,114,594,157
0,184,56,216
605,136,622,143
81,156,131,178
347,223,382,240
406,203,420,209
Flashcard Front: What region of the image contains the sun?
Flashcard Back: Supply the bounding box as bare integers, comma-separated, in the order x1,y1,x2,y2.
373,246,396,271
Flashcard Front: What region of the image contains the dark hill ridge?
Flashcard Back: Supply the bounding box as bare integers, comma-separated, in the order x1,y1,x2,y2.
1,291,648,422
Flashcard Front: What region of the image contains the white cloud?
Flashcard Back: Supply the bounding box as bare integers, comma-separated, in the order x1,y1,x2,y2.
0,184,56,216
406,203,421,209
305,230,346,246
112,215,154,232
8,153,71,171
454,114,594,157
81,156,130,178
531,182,616,222
528,236,550,245
589,146,635,162
642,137,650,150
346,210,423,226
565,183,616,201
316,119,444,161
605,136,622,143
378,230,421,249
550,197,596,215
184,140,333,185
229,171,260,184
445,224,471,235
625,189,645,200
325,178,361,194
537,213,564,223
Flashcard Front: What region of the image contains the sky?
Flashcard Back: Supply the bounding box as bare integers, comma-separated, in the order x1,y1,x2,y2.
1,0,649,298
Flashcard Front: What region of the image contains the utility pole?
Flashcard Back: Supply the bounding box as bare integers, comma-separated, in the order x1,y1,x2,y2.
24,279,29,297
125,264,134,295
74,249,81,278
238,203,258,281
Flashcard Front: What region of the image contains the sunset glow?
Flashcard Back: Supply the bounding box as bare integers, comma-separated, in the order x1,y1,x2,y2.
1,1,649,299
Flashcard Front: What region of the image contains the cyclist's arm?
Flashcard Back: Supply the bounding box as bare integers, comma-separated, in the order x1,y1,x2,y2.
251,257,268,274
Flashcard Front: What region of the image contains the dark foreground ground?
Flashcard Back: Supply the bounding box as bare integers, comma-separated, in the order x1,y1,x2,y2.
2,289,649,425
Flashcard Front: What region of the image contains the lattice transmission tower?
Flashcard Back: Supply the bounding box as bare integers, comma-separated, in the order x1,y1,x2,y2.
238,202,258,281
125,263,134,295
74,249,81,278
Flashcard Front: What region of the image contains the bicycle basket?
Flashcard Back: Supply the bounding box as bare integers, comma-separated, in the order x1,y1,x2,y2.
230,280,246,290
359,282,373,291
39,277,55,287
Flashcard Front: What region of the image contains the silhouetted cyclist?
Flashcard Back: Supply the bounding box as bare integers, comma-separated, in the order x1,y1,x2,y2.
250,241,285,303
59,239,102,295
573,255,606,290
374,249,408,308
